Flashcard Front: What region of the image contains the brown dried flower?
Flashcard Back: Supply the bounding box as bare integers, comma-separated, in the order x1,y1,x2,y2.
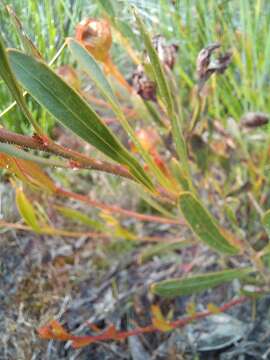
75,18,112,62
132,64,157,101
240,112,269,128
132,35,178,101
196,43,232,92
152,35,179,70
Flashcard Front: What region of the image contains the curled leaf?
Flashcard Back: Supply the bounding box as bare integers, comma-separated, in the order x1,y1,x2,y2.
151,305,174,332
38,320,72,341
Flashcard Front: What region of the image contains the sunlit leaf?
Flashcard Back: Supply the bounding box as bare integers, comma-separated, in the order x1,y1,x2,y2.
151,305,174,331
15,187,41,232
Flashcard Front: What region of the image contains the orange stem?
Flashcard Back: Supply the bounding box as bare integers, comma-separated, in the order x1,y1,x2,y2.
104,57,133,93
56,187,183,225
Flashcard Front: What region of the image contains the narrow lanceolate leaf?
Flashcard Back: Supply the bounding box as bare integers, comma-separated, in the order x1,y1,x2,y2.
0,36,41,132
7,5,42,58
8,50,154,191
68,39,173,192
16,188,41,232
151,267,252,297
262,210,270,238
179,192,240,254
0,153,56,191
133,9,173,114
0,143,66,168
133,9,189,173
55,206,104,232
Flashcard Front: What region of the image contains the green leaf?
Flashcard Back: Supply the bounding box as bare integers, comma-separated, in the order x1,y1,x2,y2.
0,36,41,132
179,192,240,255
55,206,104,232
0,143,66,168
133,8,189,174
151,267,252,297
133,9,173,114
16,188,41,232
68,39,172,192
7,5,42,58
8,49,153,191
262,209,270,238
139,240,190,263
98,0,115,17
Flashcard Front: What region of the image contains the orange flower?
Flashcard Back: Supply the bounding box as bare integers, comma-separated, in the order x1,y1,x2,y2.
75,18,112,62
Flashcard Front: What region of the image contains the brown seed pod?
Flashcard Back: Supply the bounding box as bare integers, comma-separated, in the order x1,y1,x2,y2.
75,18,112,62
132,64,157,101
196,43,232,92
152,35,179,70
240,112,269,128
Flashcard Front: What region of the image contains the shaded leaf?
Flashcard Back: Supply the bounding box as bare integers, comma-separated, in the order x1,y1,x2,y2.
151,268,252,297
68,39,172,191
262,210,270,238
179,192,240,254
133,9,188,173
139,241,190,263
0,36,40,132
8,49,153,190
55,206,104,231
0,143,66,170
7,5,42,58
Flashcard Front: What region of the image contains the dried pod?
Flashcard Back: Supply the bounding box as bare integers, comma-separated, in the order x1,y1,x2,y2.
152,35,179,70
196,43,220,82
215,51,233,74
240,112,269,128
196,43,232,92
75,18,112,62
132,64,157,101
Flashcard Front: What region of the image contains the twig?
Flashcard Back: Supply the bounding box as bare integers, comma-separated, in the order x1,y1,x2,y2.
56,187,183,225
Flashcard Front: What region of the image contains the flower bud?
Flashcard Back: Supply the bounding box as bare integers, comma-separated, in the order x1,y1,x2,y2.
75,18,112,62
